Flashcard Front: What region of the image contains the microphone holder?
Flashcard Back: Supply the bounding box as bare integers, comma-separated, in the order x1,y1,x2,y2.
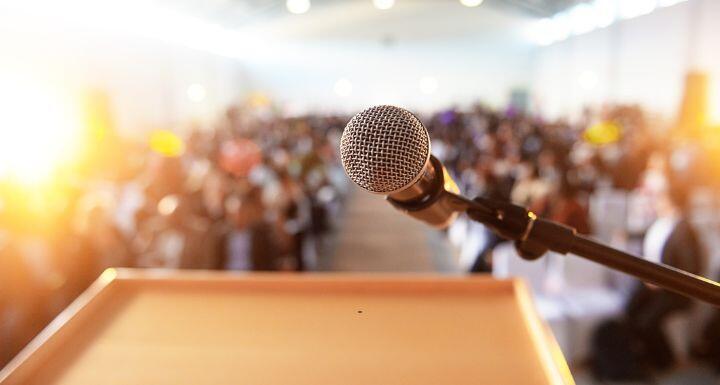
441,191,720,307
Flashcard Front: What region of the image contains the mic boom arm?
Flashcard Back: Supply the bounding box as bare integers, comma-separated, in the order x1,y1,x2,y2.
443,190,720,307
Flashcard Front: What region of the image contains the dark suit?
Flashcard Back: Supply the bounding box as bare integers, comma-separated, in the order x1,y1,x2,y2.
626,218,705,369
250,221,279,271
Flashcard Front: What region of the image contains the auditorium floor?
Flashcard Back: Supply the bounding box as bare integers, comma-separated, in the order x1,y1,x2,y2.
573,365,718,385
328,186,459,272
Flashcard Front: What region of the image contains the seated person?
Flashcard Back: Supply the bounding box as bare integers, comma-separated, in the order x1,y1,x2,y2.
625,182,705,370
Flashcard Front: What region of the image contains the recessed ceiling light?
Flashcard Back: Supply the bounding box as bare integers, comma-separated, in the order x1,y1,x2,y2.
577,71,598,90
419,76,439,95
334,78,353,97
373,0,395,10
459,0,484,7
287,0,310,14
186,84,206,102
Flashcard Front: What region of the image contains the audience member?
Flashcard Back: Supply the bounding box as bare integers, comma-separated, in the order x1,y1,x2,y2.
625,180,705,370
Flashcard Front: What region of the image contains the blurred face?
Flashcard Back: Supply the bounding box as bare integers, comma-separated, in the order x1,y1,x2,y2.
655,191,676,217
647,152,666,172
538,151,555,168
516,163,533,180
643,154,668,194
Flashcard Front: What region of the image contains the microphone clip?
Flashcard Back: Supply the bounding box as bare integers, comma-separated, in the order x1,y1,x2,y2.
467,197,576,261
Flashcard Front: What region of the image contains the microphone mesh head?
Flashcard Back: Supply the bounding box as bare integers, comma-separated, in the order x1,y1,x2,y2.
340,105,430,194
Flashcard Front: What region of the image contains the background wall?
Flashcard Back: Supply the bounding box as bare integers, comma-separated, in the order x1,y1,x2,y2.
530,0,720,122
0,9,248,137
239,0,536,115
4,0,720,135
244,39,533,115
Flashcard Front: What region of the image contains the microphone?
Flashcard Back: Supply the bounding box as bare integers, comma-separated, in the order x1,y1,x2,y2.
340,104,720,306
340,105,462,228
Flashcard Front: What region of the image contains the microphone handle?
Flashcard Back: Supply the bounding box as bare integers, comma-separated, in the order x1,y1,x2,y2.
457,191,720,307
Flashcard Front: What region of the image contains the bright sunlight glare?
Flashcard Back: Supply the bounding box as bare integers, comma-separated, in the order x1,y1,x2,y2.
711,80,720,126
0,77,82,184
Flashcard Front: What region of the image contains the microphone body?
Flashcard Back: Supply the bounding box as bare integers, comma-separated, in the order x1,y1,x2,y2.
339,105,461,228
386,155,460,228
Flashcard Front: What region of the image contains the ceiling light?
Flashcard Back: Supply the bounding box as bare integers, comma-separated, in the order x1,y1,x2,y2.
459,0,484,7
549,12,571,42
578,71,599,90
186,84,206,102
569,3,596,35
419,76,439,95
618,0,657,20
593,0,618,28
373,0,395,10
334,78,353,97
658,0,687,6
287,0,311,15
530,18,556,46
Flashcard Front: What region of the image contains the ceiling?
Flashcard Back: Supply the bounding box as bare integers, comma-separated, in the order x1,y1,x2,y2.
143,0,590,46
504,0,587,16
152,0,588,29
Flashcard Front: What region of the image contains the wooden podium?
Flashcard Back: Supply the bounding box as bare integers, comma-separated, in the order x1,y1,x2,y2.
0,269,573,384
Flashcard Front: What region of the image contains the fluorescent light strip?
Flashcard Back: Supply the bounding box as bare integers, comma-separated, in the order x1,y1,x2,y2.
530,0,689,46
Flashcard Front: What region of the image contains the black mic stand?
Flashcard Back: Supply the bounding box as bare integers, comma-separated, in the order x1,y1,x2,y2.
442,191,720,307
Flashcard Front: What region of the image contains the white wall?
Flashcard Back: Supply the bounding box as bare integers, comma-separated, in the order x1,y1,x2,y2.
244,40,532,115
531,0,720,122
0,0,537,128
0,18,248,136
238,0,536,115
8,0,715,132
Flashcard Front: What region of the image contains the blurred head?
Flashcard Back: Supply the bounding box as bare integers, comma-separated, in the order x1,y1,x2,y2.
657,180,691,216
516,162,539,180
558,180,579,200
235,187,266,228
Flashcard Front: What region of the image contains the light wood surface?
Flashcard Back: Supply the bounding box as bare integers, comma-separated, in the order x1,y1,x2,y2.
0,269,573,385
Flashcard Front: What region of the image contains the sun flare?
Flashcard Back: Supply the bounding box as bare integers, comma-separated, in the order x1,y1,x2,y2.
0,77,82,184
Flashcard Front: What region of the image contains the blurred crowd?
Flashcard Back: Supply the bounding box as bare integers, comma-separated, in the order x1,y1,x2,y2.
426,104,713,270
3,101,720,377
0,106,348,367
425,104,719,380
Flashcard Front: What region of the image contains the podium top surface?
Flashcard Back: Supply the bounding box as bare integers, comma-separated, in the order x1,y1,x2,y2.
0,269,573,385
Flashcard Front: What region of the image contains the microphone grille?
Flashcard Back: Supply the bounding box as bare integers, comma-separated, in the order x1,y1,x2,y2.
340,105,430,194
